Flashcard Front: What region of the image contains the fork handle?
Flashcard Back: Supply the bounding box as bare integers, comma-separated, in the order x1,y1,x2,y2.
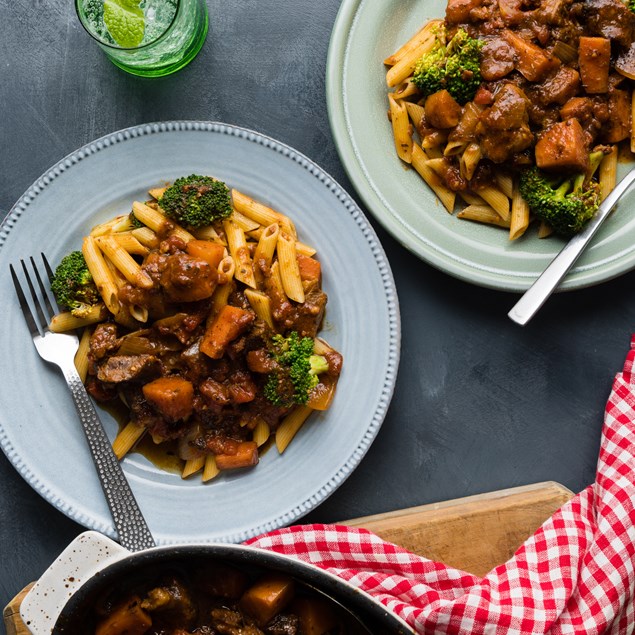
508,168,635,325
62,366,156,552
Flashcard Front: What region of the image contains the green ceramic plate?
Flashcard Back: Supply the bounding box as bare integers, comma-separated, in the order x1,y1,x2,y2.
326,0,635,291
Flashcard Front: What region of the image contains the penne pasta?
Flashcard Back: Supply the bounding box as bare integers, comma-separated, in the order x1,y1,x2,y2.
129,304,149,323
231,189,296,237
268,260,288,304
404,101,426,129
383,19,443,66
109,232,150,256
252,419,271,447
223,219,257,289
386,28,440,87
96,235,154,289
245,288,275,329
74,327,92,382
182,456,205,479
411,145,456,213
82,236,120,315
202,455,220,482
276,231,305,303
114,305,143,330
392,78,421,100
90,214,136,236
495,172,514,199
459,191,487,206
131,226,160,249
229,209,260,233
192,224,225,244
253,223,280,277
275,405,313,454
211,256,236,314
389,93,413,163
599,145,618,203
537,220,554,238
457,205,511,228
50,304,107,333
509,181,531,241
477,186,510,221
112,421,146,460
460,143,482,181
148,186,167,200
421,131,449,150
132,201,194,243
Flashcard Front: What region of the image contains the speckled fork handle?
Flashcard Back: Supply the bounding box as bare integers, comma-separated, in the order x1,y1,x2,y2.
11,255,156,553
62,361,156,552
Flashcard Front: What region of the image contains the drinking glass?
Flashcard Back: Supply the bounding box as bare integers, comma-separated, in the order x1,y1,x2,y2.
75,0,208,77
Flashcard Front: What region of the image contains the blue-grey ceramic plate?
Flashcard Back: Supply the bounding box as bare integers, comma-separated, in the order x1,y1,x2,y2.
0,121,400,544
326,0,635,291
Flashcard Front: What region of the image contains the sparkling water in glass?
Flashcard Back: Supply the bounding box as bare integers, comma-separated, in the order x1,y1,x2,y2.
76,0,208,77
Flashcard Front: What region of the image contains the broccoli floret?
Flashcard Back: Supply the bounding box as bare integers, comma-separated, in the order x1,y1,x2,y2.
519,151,605,238
629,0,635,13
412,28,484,105
51,251,100,317
263,332,328,407
159,175,232,228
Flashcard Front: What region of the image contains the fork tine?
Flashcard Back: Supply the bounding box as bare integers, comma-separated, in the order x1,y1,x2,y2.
21,259,50,328
42,252,55,284
31,255,56,317
10,264,40,337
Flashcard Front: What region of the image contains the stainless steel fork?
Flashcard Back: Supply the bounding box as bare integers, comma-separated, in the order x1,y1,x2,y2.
10,254,155,552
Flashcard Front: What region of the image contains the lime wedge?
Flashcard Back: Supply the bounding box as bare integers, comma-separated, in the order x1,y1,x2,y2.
103,0,145,48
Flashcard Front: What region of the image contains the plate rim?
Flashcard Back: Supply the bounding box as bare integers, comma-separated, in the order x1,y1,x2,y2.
325,0,635,292
0,120,401,543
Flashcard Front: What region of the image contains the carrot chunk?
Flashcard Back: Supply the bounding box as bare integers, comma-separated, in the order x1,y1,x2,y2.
297,254,321,283
215,441,259,470
185,239,225,269
142,377,194,422
200,305,254,359
578,37,610,94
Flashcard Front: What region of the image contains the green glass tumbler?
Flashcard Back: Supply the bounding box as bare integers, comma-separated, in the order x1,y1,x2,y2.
75,0,208,77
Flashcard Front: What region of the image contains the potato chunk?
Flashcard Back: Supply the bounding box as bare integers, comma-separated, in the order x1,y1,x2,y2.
534,119,589,173
95,597,152,635
239,574,295,626
578,37,610,94
425,90,463,129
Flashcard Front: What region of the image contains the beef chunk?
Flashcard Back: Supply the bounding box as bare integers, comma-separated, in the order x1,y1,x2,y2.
476,84,534,163
160,253,217,303
583,0,635,47
96,354,161,383
90,323,119,361
537,66,580,105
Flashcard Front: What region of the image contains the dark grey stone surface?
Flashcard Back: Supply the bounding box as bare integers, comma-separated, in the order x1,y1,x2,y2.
2,0,634,615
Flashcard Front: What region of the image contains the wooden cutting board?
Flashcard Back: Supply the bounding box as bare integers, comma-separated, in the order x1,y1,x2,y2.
3,481,573,635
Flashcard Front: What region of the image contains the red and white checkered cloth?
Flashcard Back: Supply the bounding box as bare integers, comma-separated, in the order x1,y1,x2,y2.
247,336,635,634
